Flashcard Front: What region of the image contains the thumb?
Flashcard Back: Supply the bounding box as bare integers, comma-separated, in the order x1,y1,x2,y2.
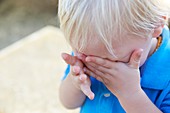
128,49,143,69
81,84,95,100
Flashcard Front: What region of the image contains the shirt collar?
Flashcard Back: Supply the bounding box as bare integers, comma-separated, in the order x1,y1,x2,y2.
140,26,170,90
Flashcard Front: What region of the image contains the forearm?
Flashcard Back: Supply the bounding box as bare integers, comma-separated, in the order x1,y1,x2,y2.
118,89,162,113
59,73,86,109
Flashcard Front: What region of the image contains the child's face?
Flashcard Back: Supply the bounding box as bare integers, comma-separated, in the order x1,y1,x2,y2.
72,33,153,66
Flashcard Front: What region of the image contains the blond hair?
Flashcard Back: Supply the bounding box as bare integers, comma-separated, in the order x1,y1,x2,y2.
59,0,170,56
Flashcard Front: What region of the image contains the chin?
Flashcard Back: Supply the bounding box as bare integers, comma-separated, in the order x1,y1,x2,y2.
140,61,145,67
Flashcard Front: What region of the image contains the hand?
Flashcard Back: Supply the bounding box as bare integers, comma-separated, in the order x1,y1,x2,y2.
83,49,143,98
61,53,94,100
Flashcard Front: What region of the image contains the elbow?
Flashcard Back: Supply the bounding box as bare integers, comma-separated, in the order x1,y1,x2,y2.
61,102,79,109
59,86,81,109
59,95,80,109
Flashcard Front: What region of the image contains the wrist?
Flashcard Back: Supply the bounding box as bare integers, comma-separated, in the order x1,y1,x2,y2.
60,73,86,108
118,89,143,112
117,85,143,99
67,73,81,91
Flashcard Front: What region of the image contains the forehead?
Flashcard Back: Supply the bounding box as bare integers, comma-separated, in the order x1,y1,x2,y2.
73,32,148,62
79,39,109,57
74,38,131,62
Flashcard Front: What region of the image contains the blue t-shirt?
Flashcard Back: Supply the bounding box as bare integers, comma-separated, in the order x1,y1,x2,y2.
63,26,170,113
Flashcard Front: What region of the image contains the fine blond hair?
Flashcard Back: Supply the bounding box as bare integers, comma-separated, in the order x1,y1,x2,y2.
59,0,170,56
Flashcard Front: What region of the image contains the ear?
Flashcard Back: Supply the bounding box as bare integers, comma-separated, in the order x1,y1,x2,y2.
152,24,164,38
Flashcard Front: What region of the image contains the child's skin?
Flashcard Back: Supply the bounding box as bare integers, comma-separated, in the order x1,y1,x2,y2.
60,26,164,112
60,53,94,109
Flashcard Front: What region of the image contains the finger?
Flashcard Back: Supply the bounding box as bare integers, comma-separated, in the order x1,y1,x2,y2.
128,49,143,69
80,83,95,100
79,73,87,81
62,53,84,71
85,56,113,68
61,53,77,66
76,53,87,62
72,66,81,75
85,64,105,77
85,62,110,74
83,67,96,78
84,66,105,82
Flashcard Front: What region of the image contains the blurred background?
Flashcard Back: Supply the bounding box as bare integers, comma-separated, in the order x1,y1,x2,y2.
0,0,79,113
0,0,58,49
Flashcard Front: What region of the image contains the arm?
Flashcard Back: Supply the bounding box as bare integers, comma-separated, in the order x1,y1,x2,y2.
118,89,162,113
59,72,86,109
59,53,94,109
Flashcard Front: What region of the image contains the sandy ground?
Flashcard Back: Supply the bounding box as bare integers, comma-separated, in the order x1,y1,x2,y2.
0,26,79,113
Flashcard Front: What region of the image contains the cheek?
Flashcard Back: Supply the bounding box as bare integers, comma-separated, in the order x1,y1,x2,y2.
139,48,150,67
140,40,153,66
140,56,147,67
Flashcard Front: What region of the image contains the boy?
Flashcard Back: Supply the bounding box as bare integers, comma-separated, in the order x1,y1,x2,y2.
59,0,170,113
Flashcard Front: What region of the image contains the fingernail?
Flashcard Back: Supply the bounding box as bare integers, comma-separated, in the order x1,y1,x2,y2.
88,93,95,100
